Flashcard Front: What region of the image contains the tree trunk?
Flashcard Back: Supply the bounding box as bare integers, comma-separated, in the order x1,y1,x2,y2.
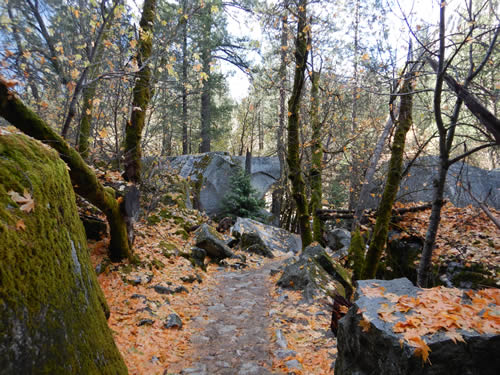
362,57,415,279
309,70,323,242
124,0,157,183
181,0,189,154
351,113,395,230
287,0,312,248
199,5,212,153
78,80,98,160
0,78,133,261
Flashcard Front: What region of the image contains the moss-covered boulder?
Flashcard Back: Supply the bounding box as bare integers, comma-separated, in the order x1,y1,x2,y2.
0,133,127,374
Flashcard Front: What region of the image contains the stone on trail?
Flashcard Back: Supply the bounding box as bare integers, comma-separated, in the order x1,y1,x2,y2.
277,244,353,301
232,217,302,255
335,278,500,375
194,223,235,261
0,133,127,374
164,313,183,329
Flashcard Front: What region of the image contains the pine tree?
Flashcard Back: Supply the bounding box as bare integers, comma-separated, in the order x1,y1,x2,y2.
221,168,266,220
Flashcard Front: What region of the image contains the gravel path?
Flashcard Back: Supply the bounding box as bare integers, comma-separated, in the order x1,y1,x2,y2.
180,261,283,375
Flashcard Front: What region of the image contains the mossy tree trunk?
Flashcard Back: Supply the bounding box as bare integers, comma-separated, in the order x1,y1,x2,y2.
0,132,127,374
309,70,323,243
361,51,416,279
287,0,312,249
124,0,157,183
0,78,132,261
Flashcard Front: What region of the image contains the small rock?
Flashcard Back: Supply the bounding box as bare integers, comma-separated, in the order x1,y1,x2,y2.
164,313,182,329
127,276,143,286
270,268,280,276
276,329,288,349
285,359,302,370
274,349,297,359
137,318,155,326
130,294,147,300
180,275,197,283
154,285,174,294
174,285,189,294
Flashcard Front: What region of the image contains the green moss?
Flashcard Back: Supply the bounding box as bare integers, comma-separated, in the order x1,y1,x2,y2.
146,214,161,225
0,133,127,374
175,228,189,240
347,229,365,280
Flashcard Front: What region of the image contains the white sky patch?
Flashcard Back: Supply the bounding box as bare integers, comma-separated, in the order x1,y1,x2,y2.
222,5,264,102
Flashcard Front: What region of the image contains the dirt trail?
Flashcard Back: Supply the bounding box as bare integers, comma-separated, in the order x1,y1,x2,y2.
179,261,283,375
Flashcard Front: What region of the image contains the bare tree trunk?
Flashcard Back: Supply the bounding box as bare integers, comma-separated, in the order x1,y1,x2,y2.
181,0,189,154
124,0,157,183
287,0,312,248
0,78,133,261
417,3,498,286
351,113,395,230
200,5,212,153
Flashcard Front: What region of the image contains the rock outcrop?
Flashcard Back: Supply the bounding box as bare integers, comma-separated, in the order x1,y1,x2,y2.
0,133,127,374
165,152,280,216
232,217,302,256
194,223,235,262
277,244,353,301
335,278,500,375
366,156,500,209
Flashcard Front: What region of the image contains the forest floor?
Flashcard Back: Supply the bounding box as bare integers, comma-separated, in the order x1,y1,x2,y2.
90,207,335,375
89,199,499,375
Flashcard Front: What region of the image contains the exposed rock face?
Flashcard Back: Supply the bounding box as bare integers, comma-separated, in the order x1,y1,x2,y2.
232,217,302,255
194,223,235,261
277,244,353,301
165,152,280,216
366,156,500,208
240,232,275,258
325,228,351,258
0,133,127,374
335,278,500,375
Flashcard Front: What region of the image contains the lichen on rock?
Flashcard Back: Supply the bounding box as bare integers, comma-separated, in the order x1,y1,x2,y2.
0,133,127,374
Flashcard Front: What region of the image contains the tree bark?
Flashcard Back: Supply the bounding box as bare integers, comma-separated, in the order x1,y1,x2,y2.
287,0,312,248
200,5,213,153
426,56,500,144
362,51,415,279
309,70,323,242
351,112,395,230
124,0,157,183
0,78,133,261
181,0,189,154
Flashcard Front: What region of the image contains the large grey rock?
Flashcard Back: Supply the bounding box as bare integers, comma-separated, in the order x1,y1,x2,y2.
232,217,302,255
194,224,235,261
335,278,500,375
366,156,500,208
165,152,280,216
277,244,353,301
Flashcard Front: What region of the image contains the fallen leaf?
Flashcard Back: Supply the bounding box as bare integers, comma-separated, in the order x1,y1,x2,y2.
8,190,35,212
16,219,26,230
